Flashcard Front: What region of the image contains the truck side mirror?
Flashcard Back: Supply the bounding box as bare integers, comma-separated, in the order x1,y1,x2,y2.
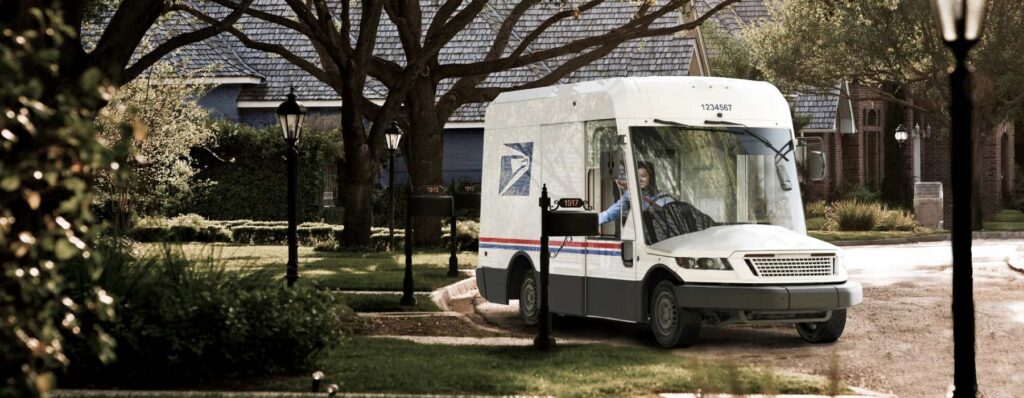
807,150,826,181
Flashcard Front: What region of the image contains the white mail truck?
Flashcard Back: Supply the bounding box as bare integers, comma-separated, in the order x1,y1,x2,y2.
474,76,862,348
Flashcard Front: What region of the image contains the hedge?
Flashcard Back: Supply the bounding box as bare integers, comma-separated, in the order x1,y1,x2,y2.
190,122,342,222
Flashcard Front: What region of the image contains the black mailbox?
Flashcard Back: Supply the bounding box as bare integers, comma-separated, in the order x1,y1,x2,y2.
409,195,454,217
546,210,598,237
454,193,481,210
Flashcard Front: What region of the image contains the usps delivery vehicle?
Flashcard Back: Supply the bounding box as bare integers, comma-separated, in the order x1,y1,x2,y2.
474,77,862,348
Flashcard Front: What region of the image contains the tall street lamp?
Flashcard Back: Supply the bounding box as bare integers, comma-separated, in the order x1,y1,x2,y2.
384,122,403,251
401,121,416,306
930,0,986,396
277,88,307,287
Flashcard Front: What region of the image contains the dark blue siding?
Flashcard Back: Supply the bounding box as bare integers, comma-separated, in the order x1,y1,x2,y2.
198,85,242,121
381,128,483,187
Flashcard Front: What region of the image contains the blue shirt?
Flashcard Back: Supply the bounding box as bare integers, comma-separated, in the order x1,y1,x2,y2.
599,191,674,225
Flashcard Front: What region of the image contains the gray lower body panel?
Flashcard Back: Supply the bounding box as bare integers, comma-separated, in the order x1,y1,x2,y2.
674,281,863,311
550,274,585,316
585,277,640,322
476,267,508,305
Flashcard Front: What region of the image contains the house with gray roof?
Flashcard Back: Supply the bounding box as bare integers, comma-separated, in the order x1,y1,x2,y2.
149,0,709,206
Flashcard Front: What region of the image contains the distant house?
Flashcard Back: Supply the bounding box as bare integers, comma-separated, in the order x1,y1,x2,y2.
695,0,1015,224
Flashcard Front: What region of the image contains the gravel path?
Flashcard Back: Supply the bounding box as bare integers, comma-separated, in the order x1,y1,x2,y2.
471,240,1024,398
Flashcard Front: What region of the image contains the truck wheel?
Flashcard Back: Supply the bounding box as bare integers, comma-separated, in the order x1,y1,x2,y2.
796,309,847,343
518,269,538,326
650,281,701,348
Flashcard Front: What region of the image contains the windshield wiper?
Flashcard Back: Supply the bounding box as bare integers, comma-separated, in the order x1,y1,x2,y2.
652,118,791,161
705,120,791,161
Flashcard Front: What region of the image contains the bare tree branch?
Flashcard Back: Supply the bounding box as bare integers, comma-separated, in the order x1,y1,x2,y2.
124,0,255,83
425,0,463,40
177,4,333,85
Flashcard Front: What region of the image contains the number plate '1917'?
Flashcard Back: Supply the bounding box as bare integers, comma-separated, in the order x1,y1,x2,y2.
557,198,585,208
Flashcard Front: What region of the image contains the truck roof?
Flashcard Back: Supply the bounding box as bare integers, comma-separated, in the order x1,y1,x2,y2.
485,76,791,130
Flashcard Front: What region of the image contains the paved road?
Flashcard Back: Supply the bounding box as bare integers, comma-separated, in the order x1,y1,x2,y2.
475,240,1024,398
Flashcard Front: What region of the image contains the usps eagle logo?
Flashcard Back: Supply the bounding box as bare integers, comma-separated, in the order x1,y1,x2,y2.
498,142,533,196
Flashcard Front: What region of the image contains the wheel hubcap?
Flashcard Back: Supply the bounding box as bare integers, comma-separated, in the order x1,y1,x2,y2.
523,279,537,316
655,292,677,334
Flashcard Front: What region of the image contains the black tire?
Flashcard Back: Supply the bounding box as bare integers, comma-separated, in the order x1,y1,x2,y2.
795,309,847,343
518,269,538,326
649,281,701,348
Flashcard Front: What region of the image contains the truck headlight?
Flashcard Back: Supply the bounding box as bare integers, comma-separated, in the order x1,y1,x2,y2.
675,257,732,270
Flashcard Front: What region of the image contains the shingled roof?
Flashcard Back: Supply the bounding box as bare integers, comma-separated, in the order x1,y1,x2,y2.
144,0,697,122
791,82,856,134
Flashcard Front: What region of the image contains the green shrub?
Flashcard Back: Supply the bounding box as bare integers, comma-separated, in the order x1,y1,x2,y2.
839,184,881,203
229,224,337,245
191,122,342,222
877,208,919,231
827,200,882,231
805,216,828,231
130,214,231,243
804,201,829,218
60,244,346,387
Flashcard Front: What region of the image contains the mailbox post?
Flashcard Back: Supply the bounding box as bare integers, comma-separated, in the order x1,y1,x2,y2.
534,184,598,351
403,185,456,305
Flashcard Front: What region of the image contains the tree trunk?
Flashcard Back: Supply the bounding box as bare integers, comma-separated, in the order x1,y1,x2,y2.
339,157,377,246
881,84,910,208
337,67,378,247
406,79,445,246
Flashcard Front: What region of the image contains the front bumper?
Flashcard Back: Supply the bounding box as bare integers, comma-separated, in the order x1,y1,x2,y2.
674,281,862,311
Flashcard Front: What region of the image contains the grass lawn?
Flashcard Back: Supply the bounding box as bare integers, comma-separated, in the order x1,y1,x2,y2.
56,337,838,397
808,229,946,242
983,209,1024,231
243,337,836,397
137,243,476,291
338,292,440,312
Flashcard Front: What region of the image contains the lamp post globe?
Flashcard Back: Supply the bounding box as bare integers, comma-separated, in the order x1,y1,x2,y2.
385,122,403,252
930,1,987,396
277,88,306,287
894,124,908,147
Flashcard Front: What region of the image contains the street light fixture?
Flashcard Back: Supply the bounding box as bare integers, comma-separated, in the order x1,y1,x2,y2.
384,122,403,252
277,88,306,287
894,124,909,147
930,0,987,396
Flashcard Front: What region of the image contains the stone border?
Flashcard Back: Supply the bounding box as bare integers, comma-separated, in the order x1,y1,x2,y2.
428,273,477,312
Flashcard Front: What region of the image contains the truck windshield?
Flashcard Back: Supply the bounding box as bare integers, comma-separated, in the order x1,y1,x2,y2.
629,125,799,244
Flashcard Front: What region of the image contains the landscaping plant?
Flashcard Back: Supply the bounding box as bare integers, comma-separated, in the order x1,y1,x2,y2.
60,243,346,388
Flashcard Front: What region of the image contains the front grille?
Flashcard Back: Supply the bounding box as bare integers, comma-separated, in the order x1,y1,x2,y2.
746,255,835,277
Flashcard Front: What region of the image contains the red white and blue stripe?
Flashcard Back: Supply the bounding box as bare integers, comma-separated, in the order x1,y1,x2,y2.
479,237,622,257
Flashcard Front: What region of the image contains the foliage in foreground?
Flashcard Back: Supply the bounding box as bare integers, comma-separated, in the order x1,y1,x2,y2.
1,8,119,396
59,243,346,388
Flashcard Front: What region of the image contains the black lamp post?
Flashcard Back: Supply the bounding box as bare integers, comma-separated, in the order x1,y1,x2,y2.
930,0,986,396
277,88,306,287
894,123,909,148
384,122,403,251
401,122,416,306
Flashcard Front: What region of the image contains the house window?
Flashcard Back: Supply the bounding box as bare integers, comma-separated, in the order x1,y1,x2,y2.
866,109,878,127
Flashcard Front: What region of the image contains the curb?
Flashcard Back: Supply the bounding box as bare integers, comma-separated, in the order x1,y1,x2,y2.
429,276,478,312
828,231,1024,247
